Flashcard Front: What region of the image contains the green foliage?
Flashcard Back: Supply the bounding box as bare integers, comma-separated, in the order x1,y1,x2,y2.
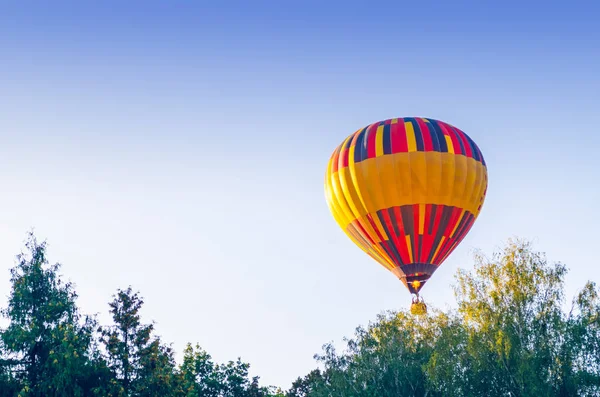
100,286,181,396
0,233,278,396
179,342,279,397
0,232,106,396
308,311,444,397
293,238,600,397
1,232,598,396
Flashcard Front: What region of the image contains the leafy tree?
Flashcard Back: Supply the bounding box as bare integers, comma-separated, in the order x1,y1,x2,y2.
286,369,326,397
178,342,278,397
135,336,180,396
426,238,600,396
0,232,107,396
179,343,222,396
293,238,600,397
558,280,600,395
101,286,180,396
299,311,445,397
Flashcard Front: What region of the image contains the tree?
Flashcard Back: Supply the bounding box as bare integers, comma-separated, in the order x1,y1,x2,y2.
135,337,180,396
293,238,600,397
286,369,326,397
426,238,600,396
0,232,106,396
101,286,180,396
178,342,279,397
298,311,444,397
559,280,600,395
179,343,222,396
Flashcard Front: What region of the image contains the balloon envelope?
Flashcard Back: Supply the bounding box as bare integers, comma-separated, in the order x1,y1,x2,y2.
324,117,488,295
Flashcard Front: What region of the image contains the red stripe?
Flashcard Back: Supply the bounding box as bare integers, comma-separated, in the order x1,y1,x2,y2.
452,126,473,158
391,120,408,154
445,208,462,238
424,204,433,235
432,204,444,236
434,237,453,263
441,236,464,263
416,118,433,151
396,238,410,264
456,214,475,242
353,220,376,247
431,238,447,263
393,207,410,263
394,206,406,236
380,210,403,266
339,148,349,168
331,147,340,172
346,225,370,251
366,214,386,243
379,210,395,242
438,238,456,261
412,204,420,261
421,234,434,262
366,124,378,159
439,122,463,155
452,213,469,240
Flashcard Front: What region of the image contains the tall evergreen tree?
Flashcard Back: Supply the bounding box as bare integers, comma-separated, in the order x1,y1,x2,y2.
101,286,179,396
0,232,106,396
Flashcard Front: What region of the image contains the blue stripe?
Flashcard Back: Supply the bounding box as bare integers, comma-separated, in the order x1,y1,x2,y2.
450,126,467,155
464,133,480,162
383,124,392,155
430,120,448,153
376,212,404,266
354,128,368,163
427,122,441,152
406,118,424,151
387,208,401,236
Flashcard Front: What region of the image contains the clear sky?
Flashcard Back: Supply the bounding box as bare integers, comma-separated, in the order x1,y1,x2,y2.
1,0,599,389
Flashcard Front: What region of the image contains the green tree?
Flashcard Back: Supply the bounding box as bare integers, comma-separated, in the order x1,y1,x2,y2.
179,343,222,396
293,238,600,397
101,286,179,396
0,232,107,396
178,342,278,397
558,280,600,395
426,238,600,396
286,369,326,397
300,311,443,397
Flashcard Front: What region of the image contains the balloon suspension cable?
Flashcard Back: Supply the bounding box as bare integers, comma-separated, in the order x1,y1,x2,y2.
410,293,428,315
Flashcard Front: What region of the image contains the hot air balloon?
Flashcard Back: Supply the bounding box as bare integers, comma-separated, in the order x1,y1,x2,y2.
324,117,488,314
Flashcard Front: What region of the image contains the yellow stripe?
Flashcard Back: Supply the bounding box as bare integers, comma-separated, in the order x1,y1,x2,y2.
418,203,425,235
431,236,446,261
391,118,398,124
405,122,417,152
450,210,465,237
405,235,413,262
344,226,393,270
445,136,454,154
439,238,461,264
372,214,388,241
355,217,397,269
375,125,384,157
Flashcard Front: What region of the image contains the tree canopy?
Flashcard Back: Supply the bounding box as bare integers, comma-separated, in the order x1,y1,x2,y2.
0,233,598,396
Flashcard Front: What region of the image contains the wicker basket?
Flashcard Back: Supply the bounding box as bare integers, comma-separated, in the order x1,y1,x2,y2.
410,299,427,315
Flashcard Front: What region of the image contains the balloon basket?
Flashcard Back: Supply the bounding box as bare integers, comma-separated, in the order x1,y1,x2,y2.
410,296,427,315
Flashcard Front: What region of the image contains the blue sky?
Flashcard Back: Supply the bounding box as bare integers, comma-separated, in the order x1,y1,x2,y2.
1,0,599,389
